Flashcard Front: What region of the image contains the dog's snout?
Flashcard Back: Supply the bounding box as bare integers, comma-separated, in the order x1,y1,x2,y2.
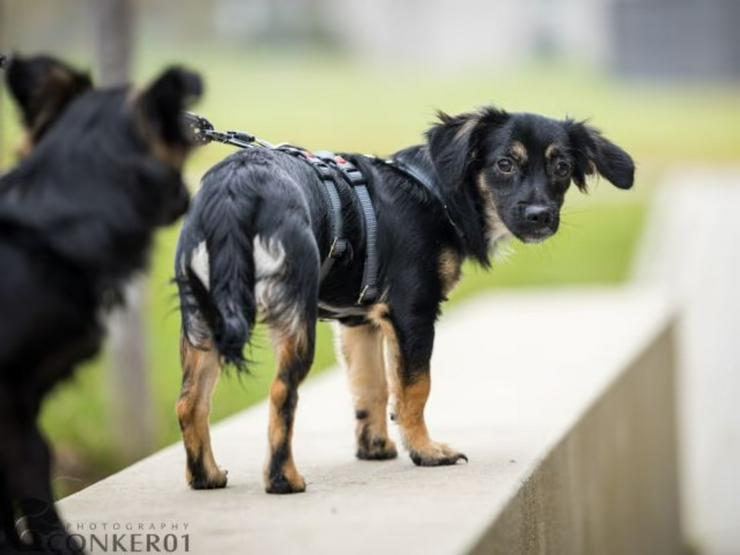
523,205,554,227
511,203,559,243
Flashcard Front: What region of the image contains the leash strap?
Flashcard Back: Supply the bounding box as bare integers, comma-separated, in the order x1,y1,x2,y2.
278,146,348,283
317,153,379,305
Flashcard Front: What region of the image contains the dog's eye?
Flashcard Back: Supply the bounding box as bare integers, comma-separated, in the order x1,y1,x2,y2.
554,160,571,178
496,158,514,174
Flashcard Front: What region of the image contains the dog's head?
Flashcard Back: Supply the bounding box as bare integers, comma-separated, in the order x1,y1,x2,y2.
427,108,634,244
4,57,203,226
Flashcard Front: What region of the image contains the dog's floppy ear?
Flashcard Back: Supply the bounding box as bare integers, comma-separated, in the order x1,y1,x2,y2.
426,107,508,192
565,120,635,191
5,54,92,142
137,66,203,147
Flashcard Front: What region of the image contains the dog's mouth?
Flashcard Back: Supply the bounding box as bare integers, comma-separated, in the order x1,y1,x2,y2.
518,227,557,244
500,213,558,245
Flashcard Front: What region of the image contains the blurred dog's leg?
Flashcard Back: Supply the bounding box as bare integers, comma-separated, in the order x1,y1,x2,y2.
0,392,81,554
338,323,397,460
176,335,227,489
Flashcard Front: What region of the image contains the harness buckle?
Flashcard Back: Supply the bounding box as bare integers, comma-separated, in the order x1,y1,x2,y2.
343,167,366,186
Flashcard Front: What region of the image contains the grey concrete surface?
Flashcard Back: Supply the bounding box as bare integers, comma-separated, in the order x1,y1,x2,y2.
59,288,676,554
635,171,740,555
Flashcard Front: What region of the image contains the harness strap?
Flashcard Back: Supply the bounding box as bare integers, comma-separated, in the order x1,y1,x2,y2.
279,146,348,282
183,112,379,305
317,153,379,305
384,157,465,243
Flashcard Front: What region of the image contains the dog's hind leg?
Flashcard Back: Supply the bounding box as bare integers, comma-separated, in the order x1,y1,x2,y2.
176,335,228,489
264,319,315,494
337,323,397,460
370,303,467,467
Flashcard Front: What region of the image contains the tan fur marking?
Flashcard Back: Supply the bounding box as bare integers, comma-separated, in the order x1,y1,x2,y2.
15,133,33,160
264,331,308,493
476,173,512,250
454,116,480,143
545,143,561,160
176,335,226,487
375,311,466,464
268,378,289,449
438,248,462,296
395,373,432,450
133,94,188,170
271,323,309,364
366,304,401,417
371,308,422,445
510,141,528,163
338,324,396,457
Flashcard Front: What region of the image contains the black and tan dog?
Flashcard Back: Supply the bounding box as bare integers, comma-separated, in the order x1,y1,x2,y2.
0,55,201,554
175,107,634,494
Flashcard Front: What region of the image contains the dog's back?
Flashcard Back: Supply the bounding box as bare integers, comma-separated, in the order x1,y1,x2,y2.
176,148,330,367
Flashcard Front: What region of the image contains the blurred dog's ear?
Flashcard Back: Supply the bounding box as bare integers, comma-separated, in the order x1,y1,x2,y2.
137,66,203,147
426,107,508,192
565,120,635,191
5,54,92,143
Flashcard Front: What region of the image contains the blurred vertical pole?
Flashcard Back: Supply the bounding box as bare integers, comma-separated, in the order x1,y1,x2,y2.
94,0,156,460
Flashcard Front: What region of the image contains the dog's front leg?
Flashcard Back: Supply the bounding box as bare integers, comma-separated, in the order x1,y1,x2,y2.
371,303,467,466
0,392,82,554
337,323,397,461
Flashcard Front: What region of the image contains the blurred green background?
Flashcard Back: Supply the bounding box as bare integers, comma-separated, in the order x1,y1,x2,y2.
0,2,738,497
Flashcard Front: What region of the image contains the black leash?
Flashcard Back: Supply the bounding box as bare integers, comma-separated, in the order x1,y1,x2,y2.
183,112,379,305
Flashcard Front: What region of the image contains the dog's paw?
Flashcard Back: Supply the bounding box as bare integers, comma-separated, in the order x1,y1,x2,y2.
409,441,468,467
357,436,398,461
265,472,306,494
188,466,228,490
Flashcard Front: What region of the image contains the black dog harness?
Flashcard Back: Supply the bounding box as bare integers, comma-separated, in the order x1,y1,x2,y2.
184,112,379,305
383,157,464,243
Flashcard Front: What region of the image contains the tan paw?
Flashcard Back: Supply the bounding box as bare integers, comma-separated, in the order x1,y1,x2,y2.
265,467,306,494
409,441,468,466
188,464,228,489
357,435,398,461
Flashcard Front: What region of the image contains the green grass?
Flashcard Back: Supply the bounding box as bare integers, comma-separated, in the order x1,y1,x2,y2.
2,43,734,494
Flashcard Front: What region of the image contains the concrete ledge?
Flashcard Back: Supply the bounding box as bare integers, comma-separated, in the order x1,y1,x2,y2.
59,287,678,554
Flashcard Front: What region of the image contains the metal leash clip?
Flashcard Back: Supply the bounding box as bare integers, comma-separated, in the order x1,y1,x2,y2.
182,111,275,150
182,111,217,145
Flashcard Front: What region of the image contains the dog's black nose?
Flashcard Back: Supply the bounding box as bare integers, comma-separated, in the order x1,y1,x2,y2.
523,205,555,227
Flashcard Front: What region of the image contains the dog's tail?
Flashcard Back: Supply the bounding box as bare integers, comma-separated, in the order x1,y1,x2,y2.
186,160,261,371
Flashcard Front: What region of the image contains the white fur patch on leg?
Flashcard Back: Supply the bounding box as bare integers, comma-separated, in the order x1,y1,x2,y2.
190,241,210,290
253,235,301,335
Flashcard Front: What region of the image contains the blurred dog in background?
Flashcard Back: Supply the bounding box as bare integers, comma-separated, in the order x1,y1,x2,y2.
0,54,201,554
